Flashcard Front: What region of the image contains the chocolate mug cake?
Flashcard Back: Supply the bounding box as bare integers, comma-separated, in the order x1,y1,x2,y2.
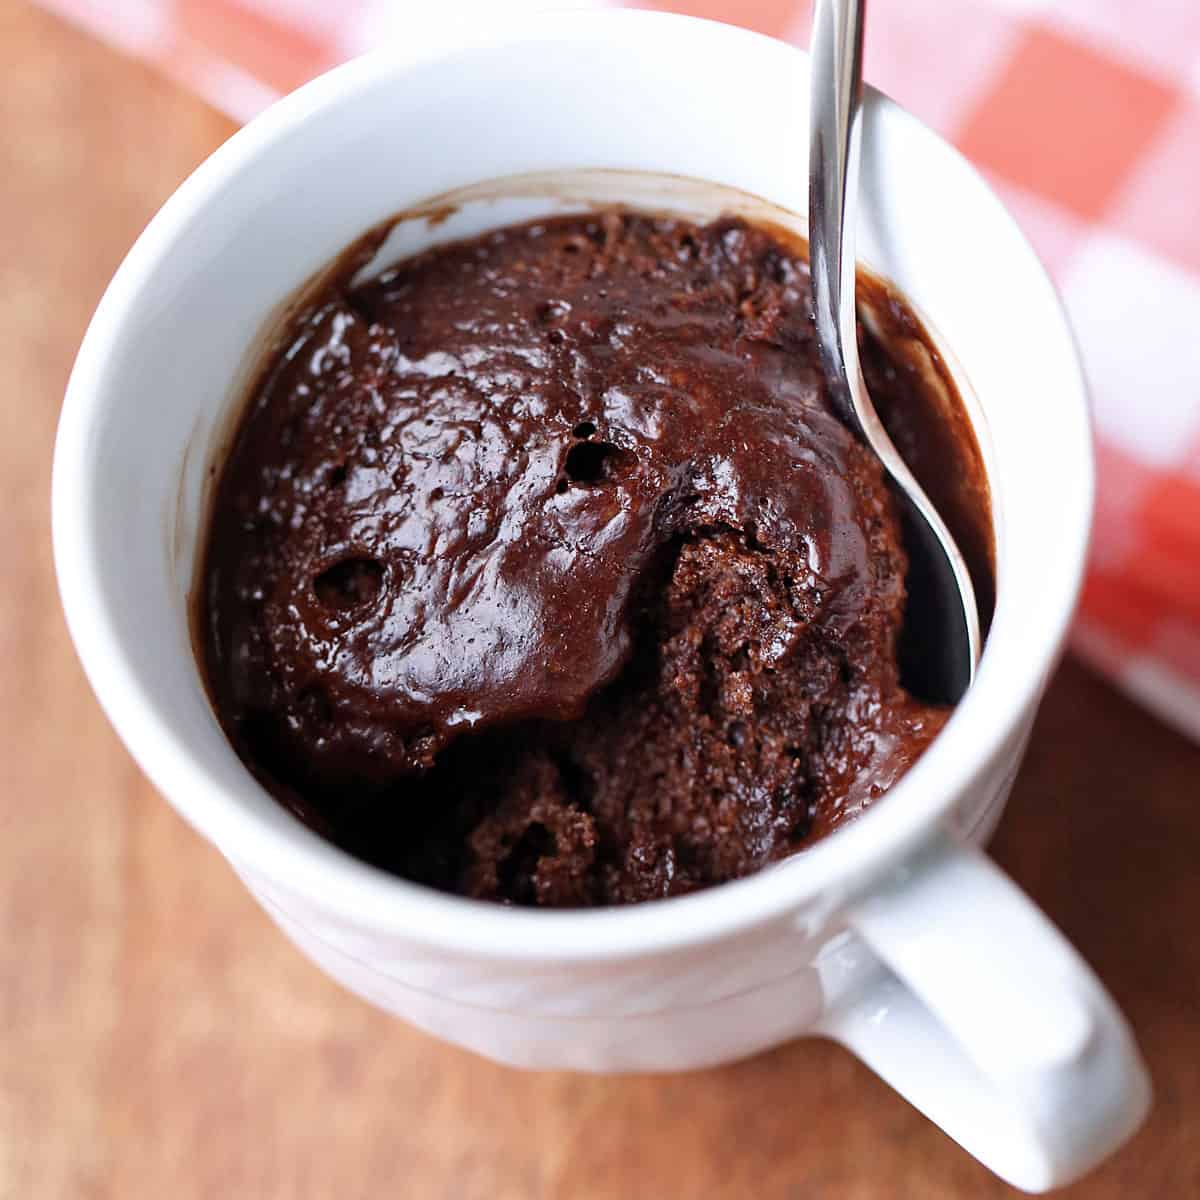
198,209,991,906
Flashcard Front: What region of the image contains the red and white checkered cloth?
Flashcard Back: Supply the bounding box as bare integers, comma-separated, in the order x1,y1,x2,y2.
44,0,1200,740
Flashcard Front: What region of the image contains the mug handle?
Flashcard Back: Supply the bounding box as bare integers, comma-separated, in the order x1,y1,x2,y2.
819,830,1151,1193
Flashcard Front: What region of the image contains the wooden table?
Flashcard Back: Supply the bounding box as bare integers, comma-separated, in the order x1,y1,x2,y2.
4,5,1197,1196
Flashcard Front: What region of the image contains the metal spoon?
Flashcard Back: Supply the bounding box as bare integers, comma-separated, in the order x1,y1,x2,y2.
808,0,981,701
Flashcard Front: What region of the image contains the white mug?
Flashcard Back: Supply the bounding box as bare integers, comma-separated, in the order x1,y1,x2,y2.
52,12,1150,1192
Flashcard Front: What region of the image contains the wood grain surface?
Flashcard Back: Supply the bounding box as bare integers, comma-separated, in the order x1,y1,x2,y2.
3,4,1197,1196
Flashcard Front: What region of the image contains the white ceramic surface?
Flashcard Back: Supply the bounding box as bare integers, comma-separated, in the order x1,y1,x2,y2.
52,12,1150,1193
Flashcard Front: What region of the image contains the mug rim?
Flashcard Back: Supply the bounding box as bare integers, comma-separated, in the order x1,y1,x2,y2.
51,10,1093,962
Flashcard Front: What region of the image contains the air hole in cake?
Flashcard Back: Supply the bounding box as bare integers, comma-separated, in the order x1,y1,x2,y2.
564,440,632,485
498,822,556,905
553,752,595,813
313,556,384,610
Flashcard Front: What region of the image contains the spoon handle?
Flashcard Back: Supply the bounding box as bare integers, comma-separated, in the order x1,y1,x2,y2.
808,0,866,404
